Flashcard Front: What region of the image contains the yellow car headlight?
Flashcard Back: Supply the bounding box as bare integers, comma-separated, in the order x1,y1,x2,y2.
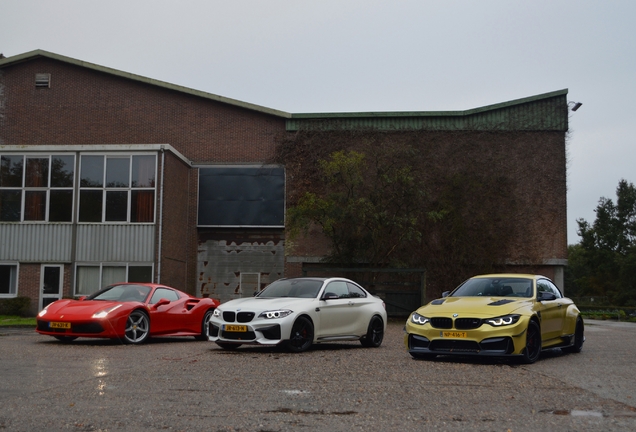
485,314,520,326
411,312,430,325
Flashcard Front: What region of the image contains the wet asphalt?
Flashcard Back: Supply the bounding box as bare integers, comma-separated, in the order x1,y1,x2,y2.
0,319,635,431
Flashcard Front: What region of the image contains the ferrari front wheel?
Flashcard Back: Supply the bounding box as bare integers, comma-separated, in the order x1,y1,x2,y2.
124,310,150,344
521,320,541,364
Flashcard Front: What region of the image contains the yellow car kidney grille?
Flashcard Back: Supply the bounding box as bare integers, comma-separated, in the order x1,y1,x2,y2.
430,317,452,329
454,318,482,330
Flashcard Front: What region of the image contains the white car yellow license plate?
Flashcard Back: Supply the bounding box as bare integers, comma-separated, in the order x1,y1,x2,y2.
224,324,247,332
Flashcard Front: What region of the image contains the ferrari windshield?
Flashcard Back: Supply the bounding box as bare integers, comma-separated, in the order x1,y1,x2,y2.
87,284,152,302
257,279,323,299
451,277,533,298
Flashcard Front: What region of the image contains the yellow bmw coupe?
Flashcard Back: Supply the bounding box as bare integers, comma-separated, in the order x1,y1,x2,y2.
404,274,584,363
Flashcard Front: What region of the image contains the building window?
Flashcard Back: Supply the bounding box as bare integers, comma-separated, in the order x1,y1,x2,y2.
75,263,154,296
78,154,156,223
0,154,75,222
0,264,18,297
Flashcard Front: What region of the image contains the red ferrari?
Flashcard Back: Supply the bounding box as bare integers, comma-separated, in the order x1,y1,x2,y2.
36,283,220,344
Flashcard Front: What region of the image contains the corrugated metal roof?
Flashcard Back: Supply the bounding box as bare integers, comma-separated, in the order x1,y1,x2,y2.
287,90,569,132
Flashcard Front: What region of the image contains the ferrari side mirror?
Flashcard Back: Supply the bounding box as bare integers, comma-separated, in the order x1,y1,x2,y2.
153,298,171,309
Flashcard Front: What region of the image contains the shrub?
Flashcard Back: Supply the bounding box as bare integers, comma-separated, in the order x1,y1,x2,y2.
0,297,33,317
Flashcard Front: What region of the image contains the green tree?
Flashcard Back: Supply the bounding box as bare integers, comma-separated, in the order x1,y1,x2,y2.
287,150,437,267
570,179,636,305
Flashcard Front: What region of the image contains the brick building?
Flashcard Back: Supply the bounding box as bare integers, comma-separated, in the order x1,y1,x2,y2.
0,50,569,315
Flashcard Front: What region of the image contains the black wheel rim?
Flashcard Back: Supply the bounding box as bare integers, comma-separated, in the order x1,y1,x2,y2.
526,323,541,361
289,319,313,350
370,319,384,345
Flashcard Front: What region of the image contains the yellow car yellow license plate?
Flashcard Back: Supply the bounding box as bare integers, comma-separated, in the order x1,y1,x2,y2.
442,331,467,338
224,324,247,332
50,322,71,329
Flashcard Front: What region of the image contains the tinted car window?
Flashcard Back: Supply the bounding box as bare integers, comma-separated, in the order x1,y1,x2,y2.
149,287,180,304
347,282,367,298
325,281,349,298
537,279,562,299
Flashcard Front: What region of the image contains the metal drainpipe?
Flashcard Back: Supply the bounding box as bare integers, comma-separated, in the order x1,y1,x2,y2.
157,147,165,283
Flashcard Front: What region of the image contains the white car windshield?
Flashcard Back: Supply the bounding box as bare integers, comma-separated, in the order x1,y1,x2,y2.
257,279,323,298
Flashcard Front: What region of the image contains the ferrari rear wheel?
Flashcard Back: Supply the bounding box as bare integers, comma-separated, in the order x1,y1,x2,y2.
54,336,77,343
124,310,150,344
521,320,541,364
285,316,314,353
195,309,214,341
562,316,584,354
360,315,384,347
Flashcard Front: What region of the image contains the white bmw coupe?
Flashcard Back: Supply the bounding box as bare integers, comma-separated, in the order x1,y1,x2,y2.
208,277,387,352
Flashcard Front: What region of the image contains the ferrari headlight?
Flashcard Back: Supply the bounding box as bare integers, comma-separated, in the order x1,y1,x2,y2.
411,312,430,325
38,304,51,317
92,304,123,319
259,309,292,319
485,314,520,326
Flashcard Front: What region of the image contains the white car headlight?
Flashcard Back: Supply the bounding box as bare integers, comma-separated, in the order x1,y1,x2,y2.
92,304,123,319
411,312,430,325
213,309,221,318
485,314,520,326
258,309,293,319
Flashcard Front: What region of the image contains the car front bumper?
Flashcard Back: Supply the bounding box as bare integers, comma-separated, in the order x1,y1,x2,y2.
404,316,530,358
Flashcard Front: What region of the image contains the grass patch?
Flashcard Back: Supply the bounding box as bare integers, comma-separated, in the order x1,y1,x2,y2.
0,315,37,327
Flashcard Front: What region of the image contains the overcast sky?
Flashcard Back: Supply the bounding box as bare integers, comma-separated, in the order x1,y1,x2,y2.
2,1,634,244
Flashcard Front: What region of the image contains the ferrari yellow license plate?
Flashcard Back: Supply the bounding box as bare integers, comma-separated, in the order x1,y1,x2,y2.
224,324,247,332
442,331,467,338
50,322,71,329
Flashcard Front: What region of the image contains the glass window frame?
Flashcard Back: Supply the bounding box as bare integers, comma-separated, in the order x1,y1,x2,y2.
0,153,76,223
0,262,19,298
78,153,156,224
74,262,154,297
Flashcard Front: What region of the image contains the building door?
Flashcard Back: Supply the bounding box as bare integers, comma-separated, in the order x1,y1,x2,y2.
40,265,63,310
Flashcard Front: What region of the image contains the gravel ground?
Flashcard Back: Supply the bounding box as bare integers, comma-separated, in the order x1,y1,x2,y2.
1,318,635,431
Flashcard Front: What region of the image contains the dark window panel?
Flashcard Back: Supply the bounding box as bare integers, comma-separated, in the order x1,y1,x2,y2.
24,190,47,221
106,157,130,188
25,158,49,188
79,190,103,222
80,155,104,187
105,190,128,221
51,155,75,187
0,155,24,187
128,266,153,283
0,190,21,221
49,190,73,222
